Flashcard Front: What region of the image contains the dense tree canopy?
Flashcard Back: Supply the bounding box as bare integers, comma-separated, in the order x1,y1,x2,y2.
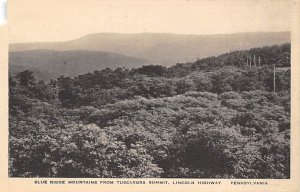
9,43,290,178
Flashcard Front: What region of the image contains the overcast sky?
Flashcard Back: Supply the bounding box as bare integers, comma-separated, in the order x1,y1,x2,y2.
0,0,6,25
9,0,292,43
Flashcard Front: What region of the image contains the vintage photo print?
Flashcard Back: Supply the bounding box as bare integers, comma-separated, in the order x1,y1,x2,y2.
1,0,300,191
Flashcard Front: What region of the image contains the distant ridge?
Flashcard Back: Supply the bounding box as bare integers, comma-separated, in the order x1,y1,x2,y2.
9,50,149,79
10,32,290,66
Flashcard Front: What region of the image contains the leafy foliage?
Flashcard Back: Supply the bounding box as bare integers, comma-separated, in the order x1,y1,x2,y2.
9,44,290,178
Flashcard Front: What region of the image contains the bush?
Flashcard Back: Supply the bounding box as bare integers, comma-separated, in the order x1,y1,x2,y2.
9,123,163,177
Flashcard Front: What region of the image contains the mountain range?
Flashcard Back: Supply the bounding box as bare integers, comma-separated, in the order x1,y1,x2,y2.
9,50,149,79
9,32,290,79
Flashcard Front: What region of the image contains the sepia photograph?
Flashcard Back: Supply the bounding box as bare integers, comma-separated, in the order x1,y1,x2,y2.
7,0,293,181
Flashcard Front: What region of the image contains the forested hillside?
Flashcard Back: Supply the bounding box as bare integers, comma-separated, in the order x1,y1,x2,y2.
9,50,149,79
9,44,290,178
10,32,290,67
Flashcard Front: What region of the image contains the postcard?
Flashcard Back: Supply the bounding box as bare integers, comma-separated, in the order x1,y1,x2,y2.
1,0,299,191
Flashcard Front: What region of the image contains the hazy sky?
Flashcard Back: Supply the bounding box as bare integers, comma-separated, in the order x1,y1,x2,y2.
9,0,292,43
0,0,6,25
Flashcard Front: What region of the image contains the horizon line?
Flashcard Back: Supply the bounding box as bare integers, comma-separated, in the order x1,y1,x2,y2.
10,30,291,45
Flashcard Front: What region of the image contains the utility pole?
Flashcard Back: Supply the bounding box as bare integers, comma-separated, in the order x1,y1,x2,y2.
64,60,67,76
273,65,276,93
55,82,59,101
53,60,67,101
